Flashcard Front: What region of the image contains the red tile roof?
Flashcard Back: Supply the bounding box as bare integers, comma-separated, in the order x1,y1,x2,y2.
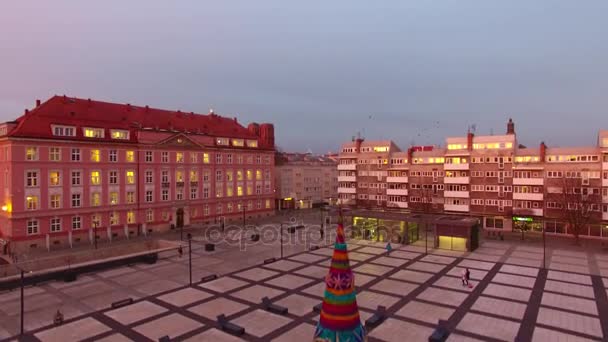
9,95,259,142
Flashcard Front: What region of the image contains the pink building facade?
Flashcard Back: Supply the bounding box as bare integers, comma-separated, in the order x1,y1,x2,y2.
0,96,276,254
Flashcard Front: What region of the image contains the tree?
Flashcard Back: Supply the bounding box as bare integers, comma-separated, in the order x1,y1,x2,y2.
555,176,601,244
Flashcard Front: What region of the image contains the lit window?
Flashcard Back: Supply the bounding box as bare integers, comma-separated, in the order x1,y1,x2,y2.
50,194,61,209
26,196,38,210
203,153,210,163
256,170,262,180
176,152,184,163
25,147,38,161
49,147,61,161
237,170,243,181
110,192,119,205
126,150,135,162
226,186,233,197
216,187,223,198
176,170,184,182
506,142,513,148
126,170,135,184
246,140,258,148
91,192,101,206
127,211,135,224
190,170,198,182
265,199,271,209
237,186,243,196
232,139,244,147
247,170,253,180
247,185,253,195
110,129,129,140
83,127,104,138
226,170,233,182
90,171,101,185
91,214,101,227
90,149,100,162
110,212,119,225
49,171,60,186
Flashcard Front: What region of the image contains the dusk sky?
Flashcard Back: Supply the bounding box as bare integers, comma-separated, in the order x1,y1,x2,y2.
1,1,607,153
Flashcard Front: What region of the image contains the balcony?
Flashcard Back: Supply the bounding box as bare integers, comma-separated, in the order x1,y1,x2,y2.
513,193,544,201
603,162,608,170
513,178,544,186
388,201,408,209
386,176,408,183
444,204,470,212
444,177,470,184
444,163,469,171
338,187,357,194
604,212,608,221
161,182,170,188
176,181,185,187
337,176,356,182
387,189,408,196
513,208,544,217
444,191,469,198
603,179,608,187
338,164,357,171
190,181,198,187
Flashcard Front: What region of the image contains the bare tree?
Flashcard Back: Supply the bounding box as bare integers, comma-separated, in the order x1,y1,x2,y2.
554,176,601,244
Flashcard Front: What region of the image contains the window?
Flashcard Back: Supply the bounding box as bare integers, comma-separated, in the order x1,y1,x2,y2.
176,187,184,200
71,171,81,186
226,154,233,164
145,151,153,162
91,171,101,185
190,170,198,182
126,170,135,184
256,170,262,180
110,212,119,225
161,170,169,183
216,170,223,182
216,138,229,146
247,170,253,180
110,192,119,205
50,218,61,232
71,148,81,161
145,170,153,184
216,203,223,215
25,147,38,161
247,185,253,195
27,219,39,235
256,155,261,164
190,153,197,163
91,192,101,206
25,196,38,210
204,205,210,216
203,187,209,198
203,170,210,182
107,150,117,162
146,209,154,222
71,193,81,207
146,191,153,202
52,125,76,137
226,170,233,182
216,153,222,164
161,151,169,163
126,150,135,162
126,192,135,204
203,153,210,163
110,129,129,140
237,155,243,164
247,140,258,148
161,189,169,201
72,216,81,230
256,184,262,194
91,214,101,228
26,171,38,187
109,171,118,184
216,187,223,198
232,139,245,147
190,187,198,199
226,185,234,197
176,152,184,163
237,170,243,181
49,147,61,161
237,185,243,196
83,127,104,138
227,202,233,213
90,149,100,162
50,194,61,209
265,199,271,209
127,211,135,224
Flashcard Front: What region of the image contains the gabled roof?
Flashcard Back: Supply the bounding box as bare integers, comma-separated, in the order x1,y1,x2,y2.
8,96,258,142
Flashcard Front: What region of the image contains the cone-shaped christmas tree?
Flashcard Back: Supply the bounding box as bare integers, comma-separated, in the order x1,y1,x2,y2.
313,214,366,342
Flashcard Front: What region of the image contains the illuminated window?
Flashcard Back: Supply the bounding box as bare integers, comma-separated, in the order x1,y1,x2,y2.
237,170,243,181
126,150,135,162
506,142,513,148
126,170,135,184
447,144,466,150
190,170,198,182
247,170,253,180
265,199,271,209
226,185,233,197
203,153,210,163
232,139,244,147
126,192,135,204
90,149,100,162
246,140,258,148
110,192,119,205
49,171,60,186
83,127,104,138
237,186,243,196
91,192,101,206
373,146,389,152
176,170,184,182
110,212,119,225
50,194,61,209
216,187,223,198
26,196,38,210
25,147,38,161
49,147,61,161
226,170,233,182
247,185,253,195
256,170,262,180
176,152,184,163
216,137,229,145
90,171,101,185
110,129,129,139
127,211,135,224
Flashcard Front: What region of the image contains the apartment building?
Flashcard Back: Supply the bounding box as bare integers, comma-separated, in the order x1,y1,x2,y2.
338,119,608,239
275,152,338,209
0,96,276,254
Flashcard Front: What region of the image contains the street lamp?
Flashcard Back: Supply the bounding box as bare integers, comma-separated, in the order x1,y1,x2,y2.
14,263,31,336
93,221,98,250
280,223,283,259
187,233,192,286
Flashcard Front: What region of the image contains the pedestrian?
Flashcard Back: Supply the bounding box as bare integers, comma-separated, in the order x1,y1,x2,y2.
386,242,392,253
178,246,183,258
465,268,471,286
320,226,324,240
461,268,467,286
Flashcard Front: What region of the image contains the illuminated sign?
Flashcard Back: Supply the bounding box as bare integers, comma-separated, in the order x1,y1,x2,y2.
512,217,533,222
284,197,293,201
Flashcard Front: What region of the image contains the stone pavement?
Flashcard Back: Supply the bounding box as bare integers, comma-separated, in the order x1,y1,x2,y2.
2,237,607,342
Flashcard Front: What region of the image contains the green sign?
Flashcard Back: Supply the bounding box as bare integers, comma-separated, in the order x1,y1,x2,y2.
512,216,533,222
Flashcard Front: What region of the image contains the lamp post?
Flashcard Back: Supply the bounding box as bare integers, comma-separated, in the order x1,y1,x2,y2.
14,264,30,336
280,223,283,259
94,221,98,250
187,233,192,286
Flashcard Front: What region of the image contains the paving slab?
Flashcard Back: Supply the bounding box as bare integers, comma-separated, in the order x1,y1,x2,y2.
532,326,597,342
390,269,434,283
356,290,401,310
184,328,246,342
133,313,202,340
371,279,419,295
235,267,280,281
417,287,469,307
483,283,531,302
369,318,435,342
537,307,603,338
157,287,214,307
265,274,315,289
274,294,320,316
200,276,250,293
456,312,520,341
188,297,248,319
34,317,110,342
471,296,527,319
395,300,454,324
541,292,598,315
271,322,316,342
104,300,167,325
232,309,292,338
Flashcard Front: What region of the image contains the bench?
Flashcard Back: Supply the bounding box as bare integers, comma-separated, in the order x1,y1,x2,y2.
261,297,288,315
309,245,320,251
263,257,277,264
217,314,245,336
429,320,449,342
200,274,218,283
111,298,134,309
365,305,386,328
204,243,215,252
251,234,260,242
313,303,323,313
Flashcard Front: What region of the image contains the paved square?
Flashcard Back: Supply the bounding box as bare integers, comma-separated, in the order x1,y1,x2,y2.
265,274,315,289
457,313,521,341
104,301,168,325
231,284,285,303
236,267,280,281
34,317,110,341
418,287,469,307
369,318,435,341
395,300,454,324
232,309,292,338
189,297,248,319
200,276,250,292
133,313,202,340
157,287,214,306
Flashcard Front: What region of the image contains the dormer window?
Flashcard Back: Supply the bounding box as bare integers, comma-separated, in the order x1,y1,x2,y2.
246,140,258,148
52,125,76,137
83,127,104,138
232,139,245,147
110,129,129,140
216,138,229,146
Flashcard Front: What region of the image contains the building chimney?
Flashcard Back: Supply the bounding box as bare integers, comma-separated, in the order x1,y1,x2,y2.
87,98,92,107
506,118,515,135
540,141,546,162
467,131,474,151
35,99,41,107
24,109,29,115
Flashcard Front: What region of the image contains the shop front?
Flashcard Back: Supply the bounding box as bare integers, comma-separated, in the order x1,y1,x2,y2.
512,216,543,233
435,217,479,252
352,216,419,244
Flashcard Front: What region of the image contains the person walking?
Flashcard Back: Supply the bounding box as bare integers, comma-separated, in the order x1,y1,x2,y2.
178,246,183,258
461,268,467,286
465,268,471,286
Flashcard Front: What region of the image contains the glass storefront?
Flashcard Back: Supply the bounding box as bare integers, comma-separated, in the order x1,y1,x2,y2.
438,236,467,251
352,216,419,244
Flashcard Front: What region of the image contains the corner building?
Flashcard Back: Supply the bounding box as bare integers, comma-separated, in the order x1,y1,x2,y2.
0,96,276,254
338,119,608,240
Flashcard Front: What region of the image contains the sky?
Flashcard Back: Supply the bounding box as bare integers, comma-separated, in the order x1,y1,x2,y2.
1,1,607,153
